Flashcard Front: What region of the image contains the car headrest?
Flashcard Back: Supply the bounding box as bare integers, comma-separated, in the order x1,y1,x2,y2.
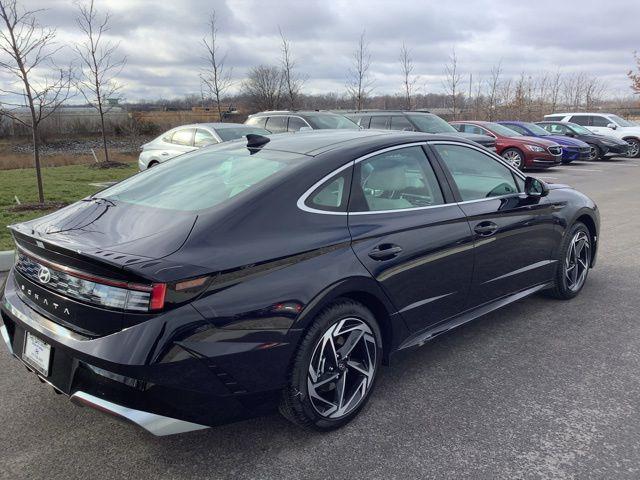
365,164,408,191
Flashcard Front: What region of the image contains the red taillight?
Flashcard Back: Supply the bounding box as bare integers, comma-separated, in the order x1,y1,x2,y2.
149,283,167,310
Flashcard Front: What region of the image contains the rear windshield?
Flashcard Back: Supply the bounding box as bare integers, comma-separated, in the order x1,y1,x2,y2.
406,114,457,133
216,126,270,142
99,148,299,211
487,122,523,137
306,115,359,129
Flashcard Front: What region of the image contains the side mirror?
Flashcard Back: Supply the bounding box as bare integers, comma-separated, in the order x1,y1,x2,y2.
524,176,549,197
566,131,575,137
606,123,617,130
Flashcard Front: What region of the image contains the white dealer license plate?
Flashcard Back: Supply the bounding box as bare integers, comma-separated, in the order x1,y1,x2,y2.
22,331,51,377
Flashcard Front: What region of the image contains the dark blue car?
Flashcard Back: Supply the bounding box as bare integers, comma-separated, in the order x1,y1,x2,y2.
498,121,591,163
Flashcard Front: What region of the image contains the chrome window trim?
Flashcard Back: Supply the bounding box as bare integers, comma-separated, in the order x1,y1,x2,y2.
296,141,527,216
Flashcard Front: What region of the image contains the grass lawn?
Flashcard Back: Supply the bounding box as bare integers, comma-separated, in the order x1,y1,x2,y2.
0,163,138,250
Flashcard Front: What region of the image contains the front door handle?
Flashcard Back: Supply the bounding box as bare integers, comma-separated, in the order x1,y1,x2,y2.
473,221,499,236
368,244,403,261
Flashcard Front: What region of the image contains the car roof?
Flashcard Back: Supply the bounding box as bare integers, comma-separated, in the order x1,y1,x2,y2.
344,111,435,117
249,111,347,117
545,112,615,116
168,122,249,130
212,130,475,156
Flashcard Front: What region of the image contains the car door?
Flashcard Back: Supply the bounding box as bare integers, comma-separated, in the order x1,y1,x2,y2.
588,115,618,136
348,144,475,333
430,142,557,307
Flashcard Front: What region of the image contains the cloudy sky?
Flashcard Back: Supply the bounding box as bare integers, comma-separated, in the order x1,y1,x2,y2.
6,0,640,101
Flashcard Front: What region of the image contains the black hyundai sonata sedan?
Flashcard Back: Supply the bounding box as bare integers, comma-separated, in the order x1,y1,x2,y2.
1,130,599,435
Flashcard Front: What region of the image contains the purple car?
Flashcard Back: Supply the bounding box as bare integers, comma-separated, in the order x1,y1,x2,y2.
498,121,591,164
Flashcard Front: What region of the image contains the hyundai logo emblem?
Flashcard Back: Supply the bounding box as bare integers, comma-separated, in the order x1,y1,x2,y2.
38,266,51,284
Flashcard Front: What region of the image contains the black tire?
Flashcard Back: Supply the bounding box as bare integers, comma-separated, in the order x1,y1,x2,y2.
501,148,525,170
624,138,640,158
547,222,592,300
279,299,382,431
148,160,159,168
588,145,601,161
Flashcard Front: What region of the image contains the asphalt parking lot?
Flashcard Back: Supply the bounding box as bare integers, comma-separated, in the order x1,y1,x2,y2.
1,156,639,480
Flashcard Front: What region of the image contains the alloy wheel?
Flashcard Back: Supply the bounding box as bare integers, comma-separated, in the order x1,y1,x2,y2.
588,146,598,161
626,139,640,158
307,317,377,419
502,150,523,168
565,231,590,292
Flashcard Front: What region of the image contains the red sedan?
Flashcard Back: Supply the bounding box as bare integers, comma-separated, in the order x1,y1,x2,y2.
450,120,562,169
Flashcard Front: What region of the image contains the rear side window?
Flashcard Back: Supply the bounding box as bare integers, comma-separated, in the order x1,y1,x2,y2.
369,116,390,129
305,170,352,212
434,144,519,201
101,149,298,211
265,116,288,133
569,115,589,126
171,129,195,146
351,146,444,212
389,116,415,131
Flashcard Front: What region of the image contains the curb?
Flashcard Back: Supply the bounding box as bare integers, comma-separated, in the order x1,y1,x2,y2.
0,250,14,272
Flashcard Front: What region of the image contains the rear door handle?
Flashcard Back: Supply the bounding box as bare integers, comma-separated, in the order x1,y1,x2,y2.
473,221,499,236
368,244,403,261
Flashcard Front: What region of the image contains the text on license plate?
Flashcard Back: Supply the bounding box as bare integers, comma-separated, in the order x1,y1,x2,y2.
22,331,51,377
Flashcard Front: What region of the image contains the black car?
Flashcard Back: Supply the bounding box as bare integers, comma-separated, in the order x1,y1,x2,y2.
245,110,359,133
536,121,631,160
343,110,497,151
1,131,599,435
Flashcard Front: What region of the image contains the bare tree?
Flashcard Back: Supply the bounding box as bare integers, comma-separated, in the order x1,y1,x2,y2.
241,64,283,111
485,62,502,120
443,48,462,119
399,42,418,110
75,0,125,164
629,51,640,96
346,30,374,110
0,0,72,203
584,76,605,109
279,27,304,110
201,10,232,121
549,69,562,112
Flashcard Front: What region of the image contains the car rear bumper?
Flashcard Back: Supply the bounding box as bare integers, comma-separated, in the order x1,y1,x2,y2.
0,270,296,435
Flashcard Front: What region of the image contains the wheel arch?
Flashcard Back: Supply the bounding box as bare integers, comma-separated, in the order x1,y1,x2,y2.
574,212,598,266
295,277,406,364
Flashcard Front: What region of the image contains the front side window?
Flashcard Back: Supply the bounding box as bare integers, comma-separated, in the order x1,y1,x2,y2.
434,144,519,201
194,129,218,147
171,129,195,146
389,116,415,131
351,146,444,212
288,117,308,132
369,116,390,129
100,148,298,211
590,115,611,127
542,123,567,134
265,116,288,133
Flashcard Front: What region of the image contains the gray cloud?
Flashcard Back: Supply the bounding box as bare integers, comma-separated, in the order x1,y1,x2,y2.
5,0,640,101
